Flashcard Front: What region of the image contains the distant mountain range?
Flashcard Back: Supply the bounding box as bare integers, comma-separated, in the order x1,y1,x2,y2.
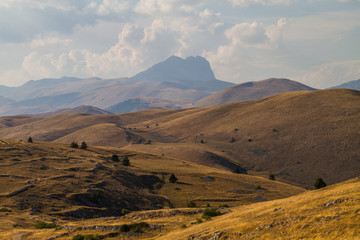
0,55,357,116
329,79,360,90
0,56,232,116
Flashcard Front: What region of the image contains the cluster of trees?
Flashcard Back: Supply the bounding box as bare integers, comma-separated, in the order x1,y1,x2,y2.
70,141,87,149
110,154,130,166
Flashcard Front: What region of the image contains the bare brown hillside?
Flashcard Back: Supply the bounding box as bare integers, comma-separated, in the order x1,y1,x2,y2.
0,89,359,187
194,78,316,107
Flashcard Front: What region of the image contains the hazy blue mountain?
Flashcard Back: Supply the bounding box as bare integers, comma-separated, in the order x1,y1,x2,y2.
329,79,360,90
0,56,234,116
132,56,216,82
107,97,182,113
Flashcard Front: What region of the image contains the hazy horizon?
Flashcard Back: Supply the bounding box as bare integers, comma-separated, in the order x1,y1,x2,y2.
0,0,359,88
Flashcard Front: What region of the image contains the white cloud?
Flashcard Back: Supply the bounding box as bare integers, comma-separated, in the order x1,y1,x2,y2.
0,0,75,10
85,0,130,15
30,36,72,48
296,60,360,89
228,0,293,7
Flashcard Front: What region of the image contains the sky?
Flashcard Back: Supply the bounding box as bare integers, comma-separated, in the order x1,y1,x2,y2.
0,0,359,88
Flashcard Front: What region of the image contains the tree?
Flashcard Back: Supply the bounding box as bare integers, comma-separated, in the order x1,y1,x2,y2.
314,178,327,189
70,142,79,148
111,154,119,162
27,137,33,143
269,173,275,180
122,156,130,166
169,173,177,183
80,141,87,149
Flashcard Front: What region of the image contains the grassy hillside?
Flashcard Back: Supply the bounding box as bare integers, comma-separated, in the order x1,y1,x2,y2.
0,138,304,239
0,89,359,187
194,78,316,107
126,89,360,187
2,174,359,239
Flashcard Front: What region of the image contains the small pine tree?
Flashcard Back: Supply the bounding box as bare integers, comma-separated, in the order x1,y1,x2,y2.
314,178,327,189
80,141,87,149
122,156,130,166
269,173,275,180
70,142,79,148
27,137,33,143
169,173,177,183
111,154,119,162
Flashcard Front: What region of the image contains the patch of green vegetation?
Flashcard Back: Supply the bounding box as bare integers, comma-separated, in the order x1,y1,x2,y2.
72,234,102,240
202,207,221,220
119,222,149,233
180,224,187,229
0,207,11,212
254,184,262,190
196,218,203,224
34,221,56,229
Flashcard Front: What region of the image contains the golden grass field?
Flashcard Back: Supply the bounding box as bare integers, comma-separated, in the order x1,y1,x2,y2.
0,89,359,239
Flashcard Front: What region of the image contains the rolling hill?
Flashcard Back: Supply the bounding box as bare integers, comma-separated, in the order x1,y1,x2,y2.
193,78,316,107
0,138,304,239
0,89,359,188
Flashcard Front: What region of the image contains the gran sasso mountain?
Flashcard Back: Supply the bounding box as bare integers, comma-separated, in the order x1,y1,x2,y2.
0,56,232,116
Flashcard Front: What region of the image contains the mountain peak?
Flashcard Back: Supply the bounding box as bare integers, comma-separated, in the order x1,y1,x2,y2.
131,55,216,82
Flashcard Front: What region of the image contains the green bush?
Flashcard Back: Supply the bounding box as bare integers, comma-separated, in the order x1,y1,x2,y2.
269,174,275,180
70,142,79,148
314,178,327,189
110,154,119,162
196,218,203,224
180,224,187,229
34,221,56,229
72,234,101,240
120,222,149,233
169,173,177,183
187,200,196,208
0,207,11,212
122,156,130,166
27,137,33,143
121,208,129,215
202,207,221,219
80,141,88,149
254,184,262,190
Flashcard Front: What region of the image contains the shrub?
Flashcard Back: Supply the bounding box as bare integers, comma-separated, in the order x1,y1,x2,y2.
110,154,119,162
187,200,196,208
180,224,187,229
122,156,130,166
0,207,11,212
314,178,327,189
196,218,203,224
121,208,129,215
120,222,149,233
218,204,229,208
80,141,87,149
34,221,56,229
169,173,177,183
254,185,262,190
70,142,79,148
269,174,275,180
202,207,221,219
27,137,33,143
230,137,236,143
72,234,101,240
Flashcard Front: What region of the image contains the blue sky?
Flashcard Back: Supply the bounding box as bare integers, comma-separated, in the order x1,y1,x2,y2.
0,0,359,88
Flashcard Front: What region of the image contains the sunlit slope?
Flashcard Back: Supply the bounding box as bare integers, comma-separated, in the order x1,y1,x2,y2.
127,89,360,186
157,177,360,240
0,138,304,235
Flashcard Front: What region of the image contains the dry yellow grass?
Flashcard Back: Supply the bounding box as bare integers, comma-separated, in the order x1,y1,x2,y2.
4,178,359,239
0,138,304,239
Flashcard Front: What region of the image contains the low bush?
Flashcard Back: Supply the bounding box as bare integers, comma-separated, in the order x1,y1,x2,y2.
72,234,101,240
34,221,56,229
202,207,221,220
120,222,149,233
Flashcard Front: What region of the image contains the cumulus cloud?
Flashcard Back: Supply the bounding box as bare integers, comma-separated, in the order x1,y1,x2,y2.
297,60,360,89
